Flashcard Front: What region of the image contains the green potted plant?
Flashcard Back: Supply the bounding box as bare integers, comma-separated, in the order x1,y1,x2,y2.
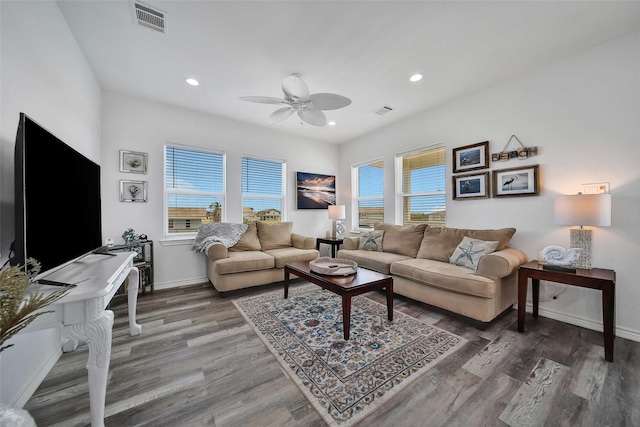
122,228,142,260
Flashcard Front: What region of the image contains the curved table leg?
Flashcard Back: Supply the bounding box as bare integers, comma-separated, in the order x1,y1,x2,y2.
127,267,142,336
66,310,114,427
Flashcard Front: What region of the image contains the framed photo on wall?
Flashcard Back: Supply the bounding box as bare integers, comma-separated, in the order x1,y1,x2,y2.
120,180,148,202
296,172,336,209
492,164,539,198
452,141,489,173
120,150,148,174
452,172,490,200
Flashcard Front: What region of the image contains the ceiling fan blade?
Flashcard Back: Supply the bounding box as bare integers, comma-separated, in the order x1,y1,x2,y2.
298,109,326,127
268,107,295,124
282,74,310,102
239,96,287,105
308,93,352,110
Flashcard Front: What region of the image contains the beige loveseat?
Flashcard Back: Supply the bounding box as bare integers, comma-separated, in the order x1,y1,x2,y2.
206,222,318,294
337,224,528,322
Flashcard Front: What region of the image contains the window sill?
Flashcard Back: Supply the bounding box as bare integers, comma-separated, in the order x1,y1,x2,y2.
159,238,194,246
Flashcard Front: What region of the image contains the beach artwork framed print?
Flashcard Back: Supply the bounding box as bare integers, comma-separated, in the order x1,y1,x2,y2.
492,164,540,198
452,141,489,173
296,172,336,209
453,172,490,200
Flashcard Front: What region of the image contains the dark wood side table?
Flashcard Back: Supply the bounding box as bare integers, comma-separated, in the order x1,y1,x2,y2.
517,260,616,362
316,237,344,258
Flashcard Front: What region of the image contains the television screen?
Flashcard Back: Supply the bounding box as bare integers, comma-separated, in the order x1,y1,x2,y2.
13,113,102,277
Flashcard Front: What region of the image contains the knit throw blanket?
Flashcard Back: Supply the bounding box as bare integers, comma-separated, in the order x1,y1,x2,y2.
192,223,248,253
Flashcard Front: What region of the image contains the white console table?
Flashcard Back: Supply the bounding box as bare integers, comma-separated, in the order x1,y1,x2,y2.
40,252,142,427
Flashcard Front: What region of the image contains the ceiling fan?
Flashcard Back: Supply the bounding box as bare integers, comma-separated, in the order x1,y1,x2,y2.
239,74,351,127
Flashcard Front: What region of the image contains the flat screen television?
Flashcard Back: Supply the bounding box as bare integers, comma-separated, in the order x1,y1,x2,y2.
12,113,103,280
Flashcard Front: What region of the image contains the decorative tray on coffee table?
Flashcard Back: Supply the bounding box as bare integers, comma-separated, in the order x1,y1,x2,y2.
309,257,358,276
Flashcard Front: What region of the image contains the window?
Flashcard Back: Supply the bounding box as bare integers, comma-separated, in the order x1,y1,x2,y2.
165,144,225,237
396,146,445,226
352,160,384,229
242,156,285,224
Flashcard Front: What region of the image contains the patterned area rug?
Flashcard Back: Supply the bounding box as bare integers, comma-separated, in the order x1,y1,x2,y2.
232,284,467,426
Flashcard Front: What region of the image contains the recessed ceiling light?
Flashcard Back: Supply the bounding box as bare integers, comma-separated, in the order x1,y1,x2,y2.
186,78,199,86
409,74,423,82
328,121,336,126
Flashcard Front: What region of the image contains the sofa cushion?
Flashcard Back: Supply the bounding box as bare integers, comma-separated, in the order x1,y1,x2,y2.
449,236,499,270
214,251,275,275
359,230,384,251
417,227,516,262
229,223,261,252
257,221,293,250
264,248,319,268
390,258,496,298
374,223,428,257
336,249,411,274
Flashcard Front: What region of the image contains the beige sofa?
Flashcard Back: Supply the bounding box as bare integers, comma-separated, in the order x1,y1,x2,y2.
205,221,318,294
337,224,528,322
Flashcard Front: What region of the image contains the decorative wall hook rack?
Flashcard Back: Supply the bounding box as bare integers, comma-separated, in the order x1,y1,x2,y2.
491,135,538,162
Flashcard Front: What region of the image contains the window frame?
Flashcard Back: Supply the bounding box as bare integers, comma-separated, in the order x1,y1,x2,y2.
163,142,226,240
241,154,287,224
351,158,384,231
394,145,446,227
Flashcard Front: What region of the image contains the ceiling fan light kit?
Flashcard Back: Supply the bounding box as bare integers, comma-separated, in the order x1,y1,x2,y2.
240,74,351,127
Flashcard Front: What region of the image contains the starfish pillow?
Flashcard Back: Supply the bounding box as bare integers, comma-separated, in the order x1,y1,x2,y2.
449,236,499,270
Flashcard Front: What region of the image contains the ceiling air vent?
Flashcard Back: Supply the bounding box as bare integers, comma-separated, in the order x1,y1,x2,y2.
131,2,166,33
374,105,394,115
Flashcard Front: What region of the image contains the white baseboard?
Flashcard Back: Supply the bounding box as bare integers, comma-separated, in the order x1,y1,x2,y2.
153,276,209,291
519,302,640,343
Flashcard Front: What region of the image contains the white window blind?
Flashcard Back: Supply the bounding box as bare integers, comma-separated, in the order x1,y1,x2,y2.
396,146,445,226
165,145,225,236
352,160,384,229
242,156,285,224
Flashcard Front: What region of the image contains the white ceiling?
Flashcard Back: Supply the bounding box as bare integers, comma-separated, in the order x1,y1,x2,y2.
57,1,640,144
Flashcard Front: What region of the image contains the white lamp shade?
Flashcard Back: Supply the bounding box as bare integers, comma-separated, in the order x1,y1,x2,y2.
328,204,346,220
554,194,611,227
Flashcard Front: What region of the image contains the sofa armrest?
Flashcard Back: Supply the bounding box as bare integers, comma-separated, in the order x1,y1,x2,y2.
343,237,359,250
476,247,529,278
292,233,316,250
206,242,229,261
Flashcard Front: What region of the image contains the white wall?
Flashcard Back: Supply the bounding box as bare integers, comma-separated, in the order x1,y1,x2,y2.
101,92,339,288
0,1,101,405
339,30,640,341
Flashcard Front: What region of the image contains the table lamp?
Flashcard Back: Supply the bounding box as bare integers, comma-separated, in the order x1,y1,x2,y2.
328,205,346,239
553,193,611,269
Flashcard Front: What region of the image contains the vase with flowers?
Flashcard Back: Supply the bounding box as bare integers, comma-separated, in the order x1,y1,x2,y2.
0,258,72,425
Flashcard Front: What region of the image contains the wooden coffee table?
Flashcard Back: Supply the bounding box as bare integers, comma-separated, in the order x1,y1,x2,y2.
284,261,393,340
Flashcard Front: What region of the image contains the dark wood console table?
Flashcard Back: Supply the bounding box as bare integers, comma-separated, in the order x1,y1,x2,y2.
517,261,616,362
316,237,344,258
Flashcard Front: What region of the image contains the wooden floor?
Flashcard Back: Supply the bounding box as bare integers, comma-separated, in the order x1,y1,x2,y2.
25,281,640,427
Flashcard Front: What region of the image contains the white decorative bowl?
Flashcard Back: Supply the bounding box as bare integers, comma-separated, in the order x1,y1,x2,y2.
309,257,358,276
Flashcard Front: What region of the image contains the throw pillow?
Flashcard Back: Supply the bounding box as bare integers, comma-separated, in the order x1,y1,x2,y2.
373,223,428,257
359,231,384,251
229,223,261,252
449,236,499,270
256,221,293,250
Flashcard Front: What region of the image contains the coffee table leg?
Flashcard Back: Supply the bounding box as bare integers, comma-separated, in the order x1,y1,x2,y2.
342,294,351,340
386,281,393,321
